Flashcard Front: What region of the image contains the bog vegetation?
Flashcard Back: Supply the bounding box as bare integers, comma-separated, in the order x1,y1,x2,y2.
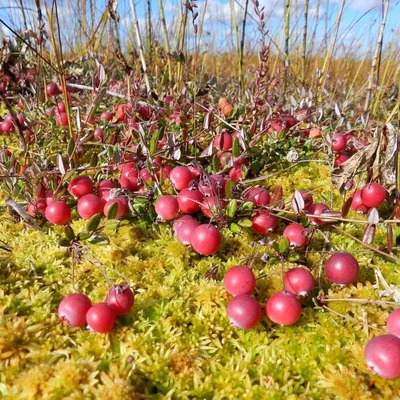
0,0,400,399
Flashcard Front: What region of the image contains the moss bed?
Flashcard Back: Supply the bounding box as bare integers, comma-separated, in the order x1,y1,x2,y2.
1,161,400,399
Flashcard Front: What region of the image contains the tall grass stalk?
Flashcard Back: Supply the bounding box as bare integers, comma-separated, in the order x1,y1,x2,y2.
157,0,172,88
302,0,310,83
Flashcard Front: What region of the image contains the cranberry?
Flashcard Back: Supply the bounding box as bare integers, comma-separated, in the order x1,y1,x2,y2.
201,196,225,218
77,194,104,219
335,152,350,166
46,82,60,97
331,134,347,152
325,251,360,285
299,190,313,211
227,294,261,329
243,187,270,206
68,176,93,199
213,133,233,151
199,175,227,197
55,112,69,127
365,335,400,379
120,170,141,192
176,219,201,245
173,215,196,234
308,202,330,226
177,188,204,214
97,179,118,201
0,120,15,133
155,195,180,221
100,111,113,122
387,309,400,337
58,293,92,327
229,164,245,182
224,266,256,296
45,201,71,225
251,211,278,235
106,285,134,315
94,128,104,142
361,182,386,208
27,199,47,216
190,224,221,255
104,197,129,218
265,291,302,325
350,190,369,214
86,303,116,333
169,166,193,190
284,268,315,296
283,223,308,248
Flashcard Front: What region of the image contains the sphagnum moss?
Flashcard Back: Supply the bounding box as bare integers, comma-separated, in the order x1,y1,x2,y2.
1,163,400,399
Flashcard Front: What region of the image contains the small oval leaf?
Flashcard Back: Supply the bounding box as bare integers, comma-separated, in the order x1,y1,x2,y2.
106,201,119,220
87,214,102,232
363,224,376,245
368,208,379,225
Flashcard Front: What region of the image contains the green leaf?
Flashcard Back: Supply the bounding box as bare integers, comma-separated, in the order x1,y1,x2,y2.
279,236,290,253
77,231,92,241
58,238,71,247
232,137,240,158
67,138,75,157
87,214,102,232
225,200,237,218
212,155,220,172
106,201,119,220
149,131,161,154
238,218,252,227
88,234,110,245
229,222,241,233
272,243,280,253
90,153,98,167
225,179,235,198
240,201,254,210
105,219,120,231
64,225,75,241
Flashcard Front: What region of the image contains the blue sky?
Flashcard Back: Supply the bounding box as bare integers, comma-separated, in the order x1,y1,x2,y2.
0,0,399,57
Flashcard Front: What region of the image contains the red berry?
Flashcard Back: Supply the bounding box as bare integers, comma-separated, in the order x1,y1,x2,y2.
331,134,347,152
308,202,330,226
176,219,200,245
229,164,245,182
283,223,308,248
97,179,118,201
284,268,315,296
190,224,221,255
58,293,92,327
251,211,278,235
0,120,15,133
243,187,270,206
169,166,193,190
199,174,227,197
104,197,129,218
224,266,256,296
27,199,47,216
350,190,369,214
265,291,302,326
55,112,69,127
46,82,60,97
45,201,71,225
335,152,350,166
86,303,116,333
177,188,203,214
155,195,179,221
68,176,93,199
100,111,113,122
365,335,400,379
77,194,103,219
94,128,104,142
227,294,261,329
173,215,196,235
361,183,386,208
120,170,141,192
387,309,400,338
213,133,233,151
105,285,134,315
325,251,360,285
200,196,225,218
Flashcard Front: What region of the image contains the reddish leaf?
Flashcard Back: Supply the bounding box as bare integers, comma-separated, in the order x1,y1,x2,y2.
341,195,353,217
270,186,283,205
387,223,393,253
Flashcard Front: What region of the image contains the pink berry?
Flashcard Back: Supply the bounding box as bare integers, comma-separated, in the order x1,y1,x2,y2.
227,294,261,329
97,179,118,201
265,291,302,326
200,196,225,218
177,188,203,214
283,223,308,248
58,293,92,327
86,303,116,333
387,309,400,338
243,187,270,206
350,190,369,214
77,194,104,219
105,285,134,315
365,335,400,379
100,111,113,122
155,195,179,221
284,268,315,296
104,197,129,218
213,133,233,151
190,224,221,255
68,176,93,199
251,211,278,235
169,166,193,190
176,219,201,245
331,134,347,152
224,266,256,296
361,183,386,208
173,215,196,235
308,202,330,226
45,201,71,225
325,251,360,285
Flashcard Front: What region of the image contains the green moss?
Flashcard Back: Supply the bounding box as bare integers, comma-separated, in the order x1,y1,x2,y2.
1,162,400,399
